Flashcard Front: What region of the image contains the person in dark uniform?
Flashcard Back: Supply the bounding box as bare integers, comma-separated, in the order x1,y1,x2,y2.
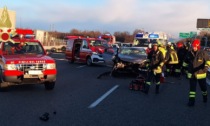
183,39,210,107
174,42,187,77
144,42,165,94
165,42,179,77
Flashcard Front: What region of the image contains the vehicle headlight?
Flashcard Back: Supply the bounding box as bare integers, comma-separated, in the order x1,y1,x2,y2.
4,64,17,70
44,63,56,69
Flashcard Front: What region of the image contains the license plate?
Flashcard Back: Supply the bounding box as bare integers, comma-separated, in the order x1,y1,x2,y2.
28,70,42,75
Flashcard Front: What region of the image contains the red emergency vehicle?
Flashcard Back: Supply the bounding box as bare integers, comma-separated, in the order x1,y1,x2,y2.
0,28,57,91
101,34,115,46
88,38,106,54
65,36,105,65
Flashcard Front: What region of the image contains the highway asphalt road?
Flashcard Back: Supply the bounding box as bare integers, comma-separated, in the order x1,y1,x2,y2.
0,53,209,126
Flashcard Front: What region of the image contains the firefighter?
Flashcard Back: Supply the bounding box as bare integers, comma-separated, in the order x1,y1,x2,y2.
174,42,187,77
15,41,25,53
164,42,178,77
157,40,166,59
183,39,210,107
144,42,165,94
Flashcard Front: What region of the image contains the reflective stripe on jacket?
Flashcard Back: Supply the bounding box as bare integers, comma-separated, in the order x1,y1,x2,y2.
183,50,210,79
147,49,165,73
165,47,179,64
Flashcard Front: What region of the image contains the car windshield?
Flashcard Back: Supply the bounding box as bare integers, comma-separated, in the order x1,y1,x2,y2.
134,39,150,47
90,40,103,46
3,41,45,55
119,48,146,56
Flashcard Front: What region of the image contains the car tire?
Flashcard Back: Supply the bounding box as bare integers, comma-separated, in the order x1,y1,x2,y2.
0,82,9,92
44,82,55,90
0,69,9,92
86,57,92,66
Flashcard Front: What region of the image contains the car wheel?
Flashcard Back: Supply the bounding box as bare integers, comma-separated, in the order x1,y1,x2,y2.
0,82,9,92
44,82,55,90
86,57,92,66
0,69,9,92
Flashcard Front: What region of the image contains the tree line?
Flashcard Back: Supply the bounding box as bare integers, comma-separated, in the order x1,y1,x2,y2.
49,28,210,43
49,28,145,43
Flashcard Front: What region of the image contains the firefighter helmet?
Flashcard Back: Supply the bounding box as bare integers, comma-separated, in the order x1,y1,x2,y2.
167,42,172,46
191,39,200,50
176,42,184,48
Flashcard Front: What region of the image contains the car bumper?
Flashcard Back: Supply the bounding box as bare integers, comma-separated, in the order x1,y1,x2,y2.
3,74,56,85
91,54,105,64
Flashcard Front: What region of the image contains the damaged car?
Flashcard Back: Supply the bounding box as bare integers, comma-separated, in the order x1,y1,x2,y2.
111,47,147,76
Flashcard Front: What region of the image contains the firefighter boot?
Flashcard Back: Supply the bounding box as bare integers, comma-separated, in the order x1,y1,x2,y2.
203,95,207,103
187,98,195,107
143,84,150,94
155,85,160,94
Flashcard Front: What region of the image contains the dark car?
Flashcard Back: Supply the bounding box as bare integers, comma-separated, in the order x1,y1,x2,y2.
111,47,147,76
61,46,66,52
51,47,57,52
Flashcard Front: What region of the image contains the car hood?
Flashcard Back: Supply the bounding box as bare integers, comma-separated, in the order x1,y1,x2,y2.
3,54,55,64
118,54,147,64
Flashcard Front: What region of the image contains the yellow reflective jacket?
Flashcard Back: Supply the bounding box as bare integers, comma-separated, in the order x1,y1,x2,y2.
158,47,166,59
147,49,165,73
165,47,179,64
183,50,210,79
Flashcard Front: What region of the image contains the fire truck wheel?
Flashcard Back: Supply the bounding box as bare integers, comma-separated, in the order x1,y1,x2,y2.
86,57,92,66
44,82,55,90
0,83,9,92
0,69,9,92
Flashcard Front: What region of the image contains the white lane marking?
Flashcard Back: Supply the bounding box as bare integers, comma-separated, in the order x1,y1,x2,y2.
88,85,119,108
77,65,87,68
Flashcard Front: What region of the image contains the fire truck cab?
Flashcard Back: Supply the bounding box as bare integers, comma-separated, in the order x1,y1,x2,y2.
65,36,105,65
0,29,57,91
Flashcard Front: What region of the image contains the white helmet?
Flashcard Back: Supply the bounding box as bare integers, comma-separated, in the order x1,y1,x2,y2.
148,43,152,49
167,42,172,46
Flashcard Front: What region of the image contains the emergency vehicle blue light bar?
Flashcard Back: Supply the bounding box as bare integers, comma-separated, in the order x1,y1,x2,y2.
135,33,143,38
149,34,159,38
25,34,35,39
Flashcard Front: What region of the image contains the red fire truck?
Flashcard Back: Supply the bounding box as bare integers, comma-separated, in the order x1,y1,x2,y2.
0,28,57,91
101,34,116,46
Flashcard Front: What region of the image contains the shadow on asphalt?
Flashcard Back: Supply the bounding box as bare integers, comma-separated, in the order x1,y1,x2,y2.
97,71,138,79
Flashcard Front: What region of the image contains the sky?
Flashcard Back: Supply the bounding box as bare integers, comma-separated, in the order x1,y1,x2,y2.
1,0,210,38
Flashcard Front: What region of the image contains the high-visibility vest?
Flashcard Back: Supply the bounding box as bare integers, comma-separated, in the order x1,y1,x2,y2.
168,50,179,64
159,47,166,58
